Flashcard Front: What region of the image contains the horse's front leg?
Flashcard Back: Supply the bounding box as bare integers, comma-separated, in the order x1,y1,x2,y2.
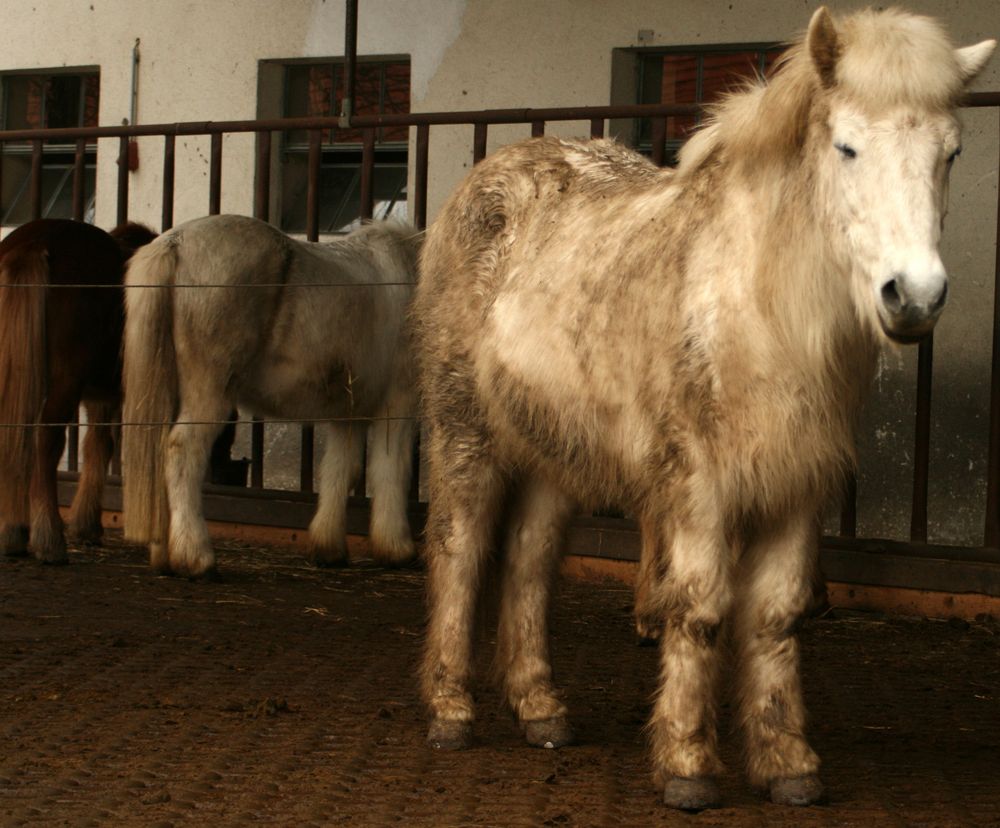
29,422,68,564
67,400,115,544
308,421,364,566
733,512,823,805
496,476,575,747
647,493,732,811
421,427,505,750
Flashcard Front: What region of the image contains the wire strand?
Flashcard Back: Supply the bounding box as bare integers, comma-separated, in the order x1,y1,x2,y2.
0,415,419,429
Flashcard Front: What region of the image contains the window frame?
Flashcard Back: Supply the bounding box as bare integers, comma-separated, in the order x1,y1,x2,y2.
0,67,100,225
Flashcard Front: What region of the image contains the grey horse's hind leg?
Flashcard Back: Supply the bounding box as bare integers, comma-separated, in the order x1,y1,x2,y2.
309,421,364,566
366,390,416,566
496,474,575,748
421,426,506,751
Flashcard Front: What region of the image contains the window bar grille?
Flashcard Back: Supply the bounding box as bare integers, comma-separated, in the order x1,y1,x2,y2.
910,336,933,543
359,127,375,221
116,136,129,225
161,135,175,231
473,122,487,165
209,133,222,215
590,118,604,139
531,120,545,138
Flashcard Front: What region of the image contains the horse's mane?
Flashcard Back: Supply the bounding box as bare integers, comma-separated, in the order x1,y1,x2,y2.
676,7,970,177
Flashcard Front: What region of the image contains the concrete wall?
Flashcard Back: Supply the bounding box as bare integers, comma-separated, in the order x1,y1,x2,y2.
4,0,997,544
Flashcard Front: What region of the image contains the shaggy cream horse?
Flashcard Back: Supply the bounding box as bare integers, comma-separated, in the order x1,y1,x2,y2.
122,215,419,577
413,7,994,811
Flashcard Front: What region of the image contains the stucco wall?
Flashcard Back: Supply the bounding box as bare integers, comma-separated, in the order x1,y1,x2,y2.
2,0,997,544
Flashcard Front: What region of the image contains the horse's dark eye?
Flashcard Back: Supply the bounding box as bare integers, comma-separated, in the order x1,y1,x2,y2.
947,147,961,164
835,142,857,160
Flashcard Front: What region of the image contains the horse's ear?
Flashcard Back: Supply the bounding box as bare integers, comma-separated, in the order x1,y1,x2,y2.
807,6,841,88
955,39,996,85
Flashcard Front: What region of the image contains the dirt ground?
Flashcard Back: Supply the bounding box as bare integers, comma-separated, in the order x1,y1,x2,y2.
2,533,999,827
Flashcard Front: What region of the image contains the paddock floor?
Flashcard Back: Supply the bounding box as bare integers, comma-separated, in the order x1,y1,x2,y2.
1,533,999,827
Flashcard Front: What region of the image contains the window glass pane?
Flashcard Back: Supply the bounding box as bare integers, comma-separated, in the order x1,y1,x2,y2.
46,75,82,129
701,51,761,102
660,54,698,139
381,62,410,143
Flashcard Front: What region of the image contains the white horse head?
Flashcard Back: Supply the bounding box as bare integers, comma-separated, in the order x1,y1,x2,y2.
807,7,995,342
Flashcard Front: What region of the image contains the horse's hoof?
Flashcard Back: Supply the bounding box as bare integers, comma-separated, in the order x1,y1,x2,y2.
427,718,472,750
523,716,574,749
662,776,721,811
310,545,349,567
35,544,69,566
770,774,824,806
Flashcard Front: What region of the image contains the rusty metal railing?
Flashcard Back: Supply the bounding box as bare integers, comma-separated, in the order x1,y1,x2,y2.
5,91,999,593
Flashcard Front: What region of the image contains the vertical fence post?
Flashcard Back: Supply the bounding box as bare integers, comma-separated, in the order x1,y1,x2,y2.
414,124,429,231
30,139,43,221
161,134,176,231
116,136,129,225
209,132,222,215
66,138,89,473
473,122,487,165
590,118,605,139
531,120,545,138
651,117,667,167
984,108,1000,548
359,127,375,220
298,128,323,494
248,130,272,490
910,336,933,543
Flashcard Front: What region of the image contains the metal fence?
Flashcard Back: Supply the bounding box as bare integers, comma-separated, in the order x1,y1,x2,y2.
4,92,999,596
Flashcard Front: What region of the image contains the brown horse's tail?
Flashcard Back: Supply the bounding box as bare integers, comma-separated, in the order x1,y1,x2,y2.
0,245,48,522
121,236,178,546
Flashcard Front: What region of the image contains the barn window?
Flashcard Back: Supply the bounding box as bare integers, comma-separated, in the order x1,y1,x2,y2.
0,70,100,225
633,46,781,163
279,58,409,234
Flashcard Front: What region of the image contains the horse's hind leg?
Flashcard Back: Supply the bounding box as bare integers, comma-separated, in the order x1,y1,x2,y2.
29,422,69,564
309,421,364,566
422,427,506,750
67,400,115,544
0,440,30,557
366,395,416,566
732,512,822,806
496,475,575,748
163,391,229,577
634,511,666,643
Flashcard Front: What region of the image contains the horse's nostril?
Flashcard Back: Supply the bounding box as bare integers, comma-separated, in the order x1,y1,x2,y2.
881,279,903,314
932,281,949,313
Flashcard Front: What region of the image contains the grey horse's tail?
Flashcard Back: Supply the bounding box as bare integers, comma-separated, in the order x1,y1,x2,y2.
121,236,178,548
0,244,47,525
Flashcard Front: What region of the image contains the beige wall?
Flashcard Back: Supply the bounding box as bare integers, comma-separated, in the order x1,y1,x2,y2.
2,1,997,543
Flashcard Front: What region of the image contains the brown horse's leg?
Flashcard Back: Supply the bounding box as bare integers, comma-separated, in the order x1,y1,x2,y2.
496,475,575,748
732,512,822,805
29,422,68,564
67,400,114,544
421,427,505,750
0,473,30,557
647,483,732,811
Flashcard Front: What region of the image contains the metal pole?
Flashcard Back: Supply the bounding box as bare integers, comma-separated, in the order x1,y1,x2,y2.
341,0,358,125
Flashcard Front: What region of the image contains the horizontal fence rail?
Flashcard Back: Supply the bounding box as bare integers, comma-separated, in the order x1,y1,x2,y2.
2,92,999,596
